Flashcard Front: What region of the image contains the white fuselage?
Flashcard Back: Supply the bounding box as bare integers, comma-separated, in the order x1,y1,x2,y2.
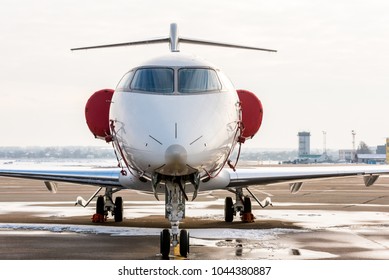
110,52,241,180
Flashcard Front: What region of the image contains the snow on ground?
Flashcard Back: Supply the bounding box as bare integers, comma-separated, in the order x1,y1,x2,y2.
2,199,389,230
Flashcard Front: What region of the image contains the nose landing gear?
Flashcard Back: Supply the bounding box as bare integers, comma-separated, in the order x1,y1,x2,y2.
159,179,191,259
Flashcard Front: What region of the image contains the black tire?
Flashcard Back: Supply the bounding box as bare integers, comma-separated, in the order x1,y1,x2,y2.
243,196,252,213
114,196,123,222
160,229,170,259
96,195,105,215
224,197,234,222
179,229,189,258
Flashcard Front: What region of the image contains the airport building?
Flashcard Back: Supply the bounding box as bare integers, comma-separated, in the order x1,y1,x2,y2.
291,132,389,165
356,154,386,164
298,131,310,157
339,149,355,162
339,140,388,164
294,131,330,163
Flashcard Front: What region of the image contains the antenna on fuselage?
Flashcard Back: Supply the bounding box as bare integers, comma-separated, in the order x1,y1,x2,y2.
71,23,277,53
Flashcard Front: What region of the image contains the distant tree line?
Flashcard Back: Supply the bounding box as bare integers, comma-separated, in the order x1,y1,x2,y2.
0,146,343,162
0,146,116,159
238,150,298,162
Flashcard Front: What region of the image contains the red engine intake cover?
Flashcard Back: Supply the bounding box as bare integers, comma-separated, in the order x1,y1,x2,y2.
85,89,114,141
237,89,263,140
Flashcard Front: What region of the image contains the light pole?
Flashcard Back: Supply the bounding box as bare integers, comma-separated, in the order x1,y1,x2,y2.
352,130,356,162
322,131,327,155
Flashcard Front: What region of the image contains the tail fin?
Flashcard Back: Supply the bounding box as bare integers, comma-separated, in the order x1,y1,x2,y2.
71,23,277,53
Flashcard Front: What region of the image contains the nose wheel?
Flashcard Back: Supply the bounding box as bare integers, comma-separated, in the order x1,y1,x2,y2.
160,228,189,259
160,229,171,259
179,229,190,257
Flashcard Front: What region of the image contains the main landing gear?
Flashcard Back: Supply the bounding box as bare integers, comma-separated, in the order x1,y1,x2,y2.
94,194,123,222
159,178,193,259
75,187,123,223
224,187,272,223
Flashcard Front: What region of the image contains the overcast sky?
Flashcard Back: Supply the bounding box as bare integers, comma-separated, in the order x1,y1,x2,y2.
0,0,388,150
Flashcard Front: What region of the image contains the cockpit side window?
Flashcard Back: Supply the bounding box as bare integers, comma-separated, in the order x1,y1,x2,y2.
178,68,222,94
116,70,134,91
217,70,235,92
130,68,174,94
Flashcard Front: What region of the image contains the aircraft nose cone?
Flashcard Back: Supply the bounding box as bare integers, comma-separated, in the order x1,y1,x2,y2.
160,144,189,176
165,144,187,165
156,144,196,176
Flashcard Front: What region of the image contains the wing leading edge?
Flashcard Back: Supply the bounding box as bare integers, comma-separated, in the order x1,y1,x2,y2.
0,167,122,188
227,165,389,190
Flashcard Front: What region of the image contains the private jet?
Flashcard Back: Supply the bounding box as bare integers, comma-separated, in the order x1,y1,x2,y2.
1,23,389,259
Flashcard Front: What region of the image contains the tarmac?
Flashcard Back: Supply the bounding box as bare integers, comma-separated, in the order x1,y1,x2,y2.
1,173,389,260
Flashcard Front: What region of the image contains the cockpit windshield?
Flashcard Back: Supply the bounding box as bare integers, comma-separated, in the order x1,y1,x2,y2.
178,68,221,93
130,68,174,93
117,67,227,94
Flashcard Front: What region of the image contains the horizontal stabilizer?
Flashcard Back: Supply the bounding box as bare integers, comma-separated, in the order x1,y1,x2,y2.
179,37,277,52
71,23,277,53
71,37,169,51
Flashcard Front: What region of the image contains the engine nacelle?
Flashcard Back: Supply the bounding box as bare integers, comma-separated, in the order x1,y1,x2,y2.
237,89,263,142
85,89,114,142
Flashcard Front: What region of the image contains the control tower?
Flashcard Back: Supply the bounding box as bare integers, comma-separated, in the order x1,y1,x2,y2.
298,131,311,157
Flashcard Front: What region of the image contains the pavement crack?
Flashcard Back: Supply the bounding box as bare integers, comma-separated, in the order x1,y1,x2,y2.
362,196,387,205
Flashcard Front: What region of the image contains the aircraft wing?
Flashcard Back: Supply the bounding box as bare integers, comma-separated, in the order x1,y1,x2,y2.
0,167,122,189
226,165,389,190
1,164,389,194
